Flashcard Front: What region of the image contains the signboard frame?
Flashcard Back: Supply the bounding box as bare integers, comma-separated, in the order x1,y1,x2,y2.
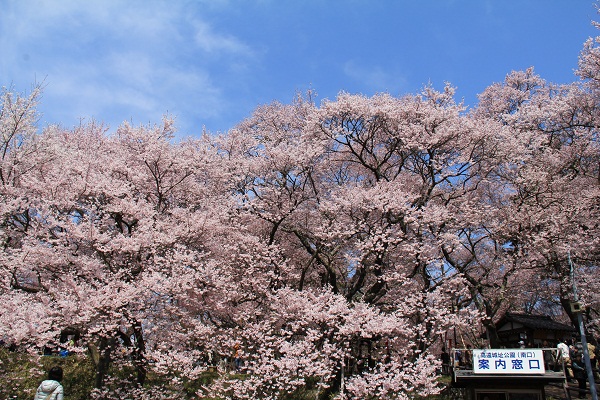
472,349,546,375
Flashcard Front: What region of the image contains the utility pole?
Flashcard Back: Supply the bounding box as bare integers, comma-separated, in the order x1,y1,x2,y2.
569,252,598,400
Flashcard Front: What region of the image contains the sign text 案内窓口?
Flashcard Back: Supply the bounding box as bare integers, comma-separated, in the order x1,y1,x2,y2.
472,349,545,374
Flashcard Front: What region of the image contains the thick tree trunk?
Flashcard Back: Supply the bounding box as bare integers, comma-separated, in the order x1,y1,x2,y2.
319,365,343,400
115,321,148,386
132,320,147,386
484,321,501,348
560,295,579,336
89,337,115,389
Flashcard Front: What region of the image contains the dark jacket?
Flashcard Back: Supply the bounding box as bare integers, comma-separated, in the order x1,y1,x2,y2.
572,356,587,380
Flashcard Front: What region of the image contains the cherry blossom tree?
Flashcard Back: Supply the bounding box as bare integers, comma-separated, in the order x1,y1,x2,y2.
0,100,240,394
473,65,600,333
206,87,488,398
3,15,600,399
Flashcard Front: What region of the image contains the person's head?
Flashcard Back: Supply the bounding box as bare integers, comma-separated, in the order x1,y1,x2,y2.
48,366,63,382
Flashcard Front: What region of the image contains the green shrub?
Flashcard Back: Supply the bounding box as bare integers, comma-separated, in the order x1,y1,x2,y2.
0,350,349,399
0,348,95,400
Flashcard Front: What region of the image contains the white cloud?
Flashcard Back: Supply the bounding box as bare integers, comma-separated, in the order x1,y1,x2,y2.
342,61,407,94
192,20,254,56
1,0,258,135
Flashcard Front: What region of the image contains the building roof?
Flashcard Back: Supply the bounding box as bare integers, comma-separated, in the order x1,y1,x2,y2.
498,312,575,332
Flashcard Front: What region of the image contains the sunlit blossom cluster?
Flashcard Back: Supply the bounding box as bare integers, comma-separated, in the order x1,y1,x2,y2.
2,24,600,400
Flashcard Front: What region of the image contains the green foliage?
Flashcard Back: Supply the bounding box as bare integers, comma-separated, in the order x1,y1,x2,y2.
182,369,220,397
0,350,345,399
0,348,95,400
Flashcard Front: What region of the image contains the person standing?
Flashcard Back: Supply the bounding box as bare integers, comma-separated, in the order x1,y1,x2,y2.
562,339,576,381
571,349,587,399
542,340,555,370
34,366,64,400
440,347,451,375
233,342,242,372
587,340,597,377
464,345,473,369
558,339,570,363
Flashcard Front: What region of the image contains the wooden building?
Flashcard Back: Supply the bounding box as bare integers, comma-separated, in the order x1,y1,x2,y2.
452,348,566,400
494,313,575,347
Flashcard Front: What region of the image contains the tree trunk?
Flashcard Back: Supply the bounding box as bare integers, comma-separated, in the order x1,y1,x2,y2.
484,321,501,348
561,295,579,337
132,320,147,386
89,337,115,389
319,363,343,400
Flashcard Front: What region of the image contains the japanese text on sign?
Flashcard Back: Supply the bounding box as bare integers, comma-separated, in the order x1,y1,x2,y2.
472,349,545,374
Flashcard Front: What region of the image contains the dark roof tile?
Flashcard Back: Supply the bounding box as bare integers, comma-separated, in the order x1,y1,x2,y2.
502,312,575,332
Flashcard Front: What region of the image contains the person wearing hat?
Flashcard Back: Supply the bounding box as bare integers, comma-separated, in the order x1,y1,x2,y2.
571,348,588,399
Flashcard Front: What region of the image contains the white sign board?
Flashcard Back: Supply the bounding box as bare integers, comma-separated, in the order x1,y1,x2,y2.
472,349,546,374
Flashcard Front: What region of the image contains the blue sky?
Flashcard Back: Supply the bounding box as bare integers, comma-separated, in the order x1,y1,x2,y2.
1,1,598,137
